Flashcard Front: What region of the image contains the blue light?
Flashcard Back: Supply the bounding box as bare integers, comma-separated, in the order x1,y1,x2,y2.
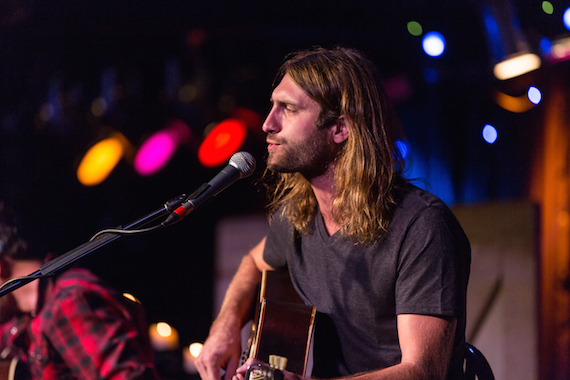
564,7,570,31
422,67,439,83
482,124,498,144
396,140,408,159
528,86,542,104
422,32,446,57
540,37,552,54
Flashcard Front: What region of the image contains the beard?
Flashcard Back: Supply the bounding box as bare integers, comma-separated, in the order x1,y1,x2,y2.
266,127,337,179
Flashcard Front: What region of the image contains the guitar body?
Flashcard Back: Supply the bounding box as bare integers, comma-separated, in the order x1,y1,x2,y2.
248,270,316,376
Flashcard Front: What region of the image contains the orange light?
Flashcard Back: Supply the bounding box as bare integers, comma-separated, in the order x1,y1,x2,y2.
198,119,247,167
494,90,536,113
77,132,129,186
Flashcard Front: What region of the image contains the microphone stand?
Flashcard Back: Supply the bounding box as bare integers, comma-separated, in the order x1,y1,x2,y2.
0,195,187,298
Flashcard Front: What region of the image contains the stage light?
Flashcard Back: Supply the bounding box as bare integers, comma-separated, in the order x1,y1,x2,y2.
564,7,570,30
493,52,541,80
479,0,542,80
77,132,131,186
422,32,446,57
197,118,247,167
482,124,498,144
134,119,192,176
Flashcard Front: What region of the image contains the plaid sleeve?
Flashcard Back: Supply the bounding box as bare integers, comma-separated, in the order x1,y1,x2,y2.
42,282,157,380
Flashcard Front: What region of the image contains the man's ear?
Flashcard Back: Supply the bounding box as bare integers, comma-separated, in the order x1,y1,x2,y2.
332,116,349,144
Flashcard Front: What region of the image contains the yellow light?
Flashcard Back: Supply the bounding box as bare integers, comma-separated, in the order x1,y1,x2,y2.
156,322,172,337
149,322,179,351
77,133,126,186
189,342,203,358
493,53,541,80
122,293,141,304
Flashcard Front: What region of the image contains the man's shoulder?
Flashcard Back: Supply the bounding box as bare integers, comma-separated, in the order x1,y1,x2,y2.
397,183,448,210
391,183,461,230
51,268,115,299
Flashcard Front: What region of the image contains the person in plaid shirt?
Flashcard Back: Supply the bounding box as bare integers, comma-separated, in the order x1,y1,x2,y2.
0,215,160,379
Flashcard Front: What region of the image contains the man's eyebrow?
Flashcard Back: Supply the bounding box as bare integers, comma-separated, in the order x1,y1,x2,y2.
270,97,297,107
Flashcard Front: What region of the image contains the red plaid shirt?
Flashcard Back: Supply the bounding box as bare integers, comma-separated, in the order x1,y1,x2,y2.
0,268,159,379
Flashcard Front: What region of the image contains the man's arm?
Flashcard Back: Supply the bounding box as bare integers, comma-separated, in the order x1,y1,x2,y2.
196,237,273,380
236,314,456,380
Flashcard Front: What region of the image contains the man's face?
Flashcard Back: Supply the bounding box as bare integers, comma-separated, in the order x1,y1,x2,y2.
262,74,338,178
0,258,40,314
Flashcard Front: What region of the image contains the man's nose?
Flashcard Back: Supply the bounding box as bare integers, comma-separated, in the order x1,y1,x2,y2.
262,109,280,134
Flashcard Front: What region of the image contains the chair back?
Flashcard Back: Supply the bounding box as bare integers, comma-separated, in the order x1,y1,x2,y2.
464,342,495,380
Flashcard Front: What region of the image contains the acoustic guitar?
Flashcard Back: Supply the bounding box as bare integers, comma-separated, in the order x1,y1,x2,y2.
246,270,316,376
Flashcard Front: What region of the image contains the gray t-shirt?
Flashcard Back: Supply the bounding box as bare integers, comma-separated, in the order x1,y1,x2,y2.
263,184,471,379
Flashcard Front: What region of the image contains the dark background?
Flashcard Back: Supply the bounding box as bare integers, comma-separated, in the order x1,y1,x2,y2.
0,0,567,353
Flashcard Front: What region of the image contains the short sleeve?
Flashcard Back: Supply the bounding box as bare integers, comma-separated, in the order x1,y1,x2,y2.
395,206,469,317
263,212,292,270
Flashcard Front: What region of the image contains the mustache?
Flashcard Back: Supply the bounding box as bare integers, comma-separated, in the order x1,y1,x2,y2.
267,137,286,145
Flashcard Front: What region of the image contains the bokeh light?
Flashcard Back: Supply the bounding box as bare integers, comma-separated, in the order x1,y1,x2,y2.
149,322,179,351
493,53,541,80
542,1,554,14
134,119,192,176
540,37,552,54
77,132,129,186
198,119,247,167
494,90,535,113
407,21,423,36
482,124,498,144
189,342,203,358
564,7,570,30
422,31,446,57
528,86,542,105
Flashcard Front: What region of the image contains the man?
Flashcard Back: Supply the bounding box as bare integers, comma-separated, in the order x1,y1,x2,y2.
0,217,160,379
195,46,470,380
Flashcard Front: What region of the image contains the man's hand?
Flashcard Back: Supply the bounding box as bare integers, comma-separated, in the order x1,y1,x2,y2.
197,239,270,380
234,358,304,380
195,316,243,380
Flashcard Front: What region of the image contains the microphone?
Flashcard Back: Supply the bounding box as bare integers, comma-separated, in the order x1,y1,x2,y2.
163,151,256,225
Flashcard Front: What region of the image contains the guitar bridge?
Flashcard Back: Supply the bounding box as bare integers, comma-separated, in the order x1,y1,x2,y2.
245,363,283,380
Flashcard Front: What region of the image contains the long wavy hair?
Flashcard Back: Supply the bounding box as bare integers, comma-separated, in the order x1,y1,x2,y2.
265,46,407,244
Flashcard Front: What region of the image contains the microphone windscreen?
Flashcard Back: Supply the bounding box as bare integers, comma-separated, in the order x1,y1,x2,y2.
229,152,256,178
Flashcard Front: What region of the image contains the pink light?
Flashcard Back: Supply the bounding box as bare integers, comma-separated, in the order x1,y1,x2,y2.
134,120,192,176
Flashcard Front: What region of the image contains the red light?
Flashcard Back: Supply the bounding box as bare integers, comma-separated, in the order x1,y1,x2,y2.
198,119,247,167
